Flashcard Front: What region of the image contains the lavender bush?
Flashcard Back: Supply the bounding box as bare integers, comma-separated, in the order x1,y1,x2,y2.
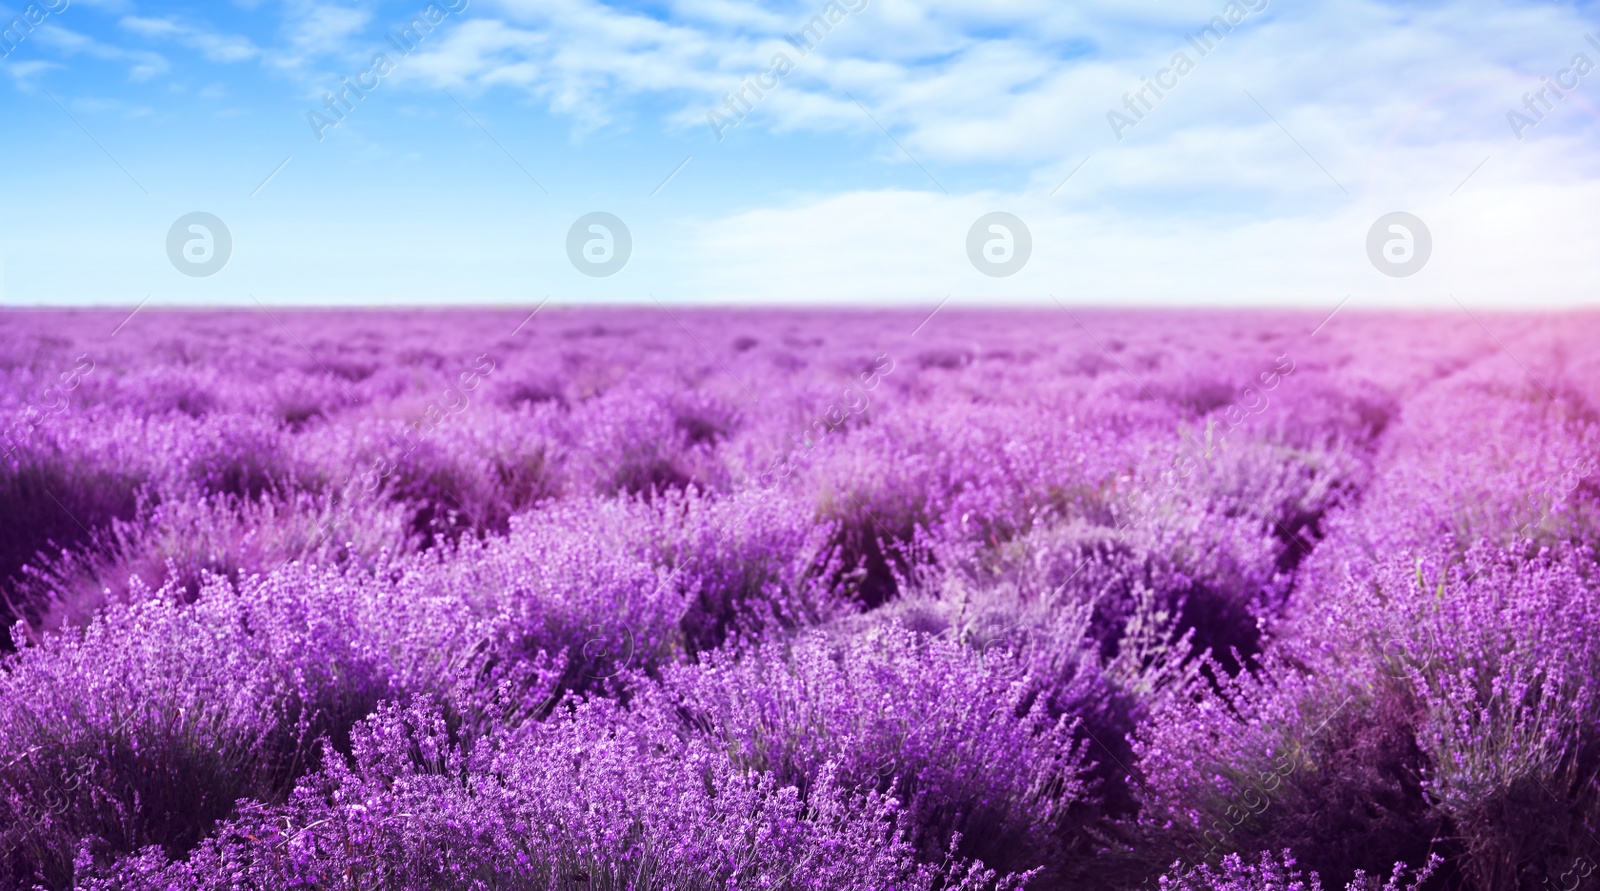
1,307,1596,889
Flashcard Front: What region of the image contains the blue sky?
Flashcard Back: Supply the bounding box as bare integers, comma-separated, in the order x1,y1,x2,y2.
2,0,1599,307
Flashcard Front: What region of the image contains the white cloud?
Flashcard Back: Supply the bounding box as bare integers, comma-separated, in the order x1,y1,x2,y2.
275,3,372,68
119,16,260,63
404,0,1600,174
664,149,1600,308
31,25,169,80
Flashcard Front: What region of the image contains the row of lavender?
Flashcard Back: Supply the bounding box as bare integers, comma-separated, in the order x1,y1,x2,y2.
0,308,1595,890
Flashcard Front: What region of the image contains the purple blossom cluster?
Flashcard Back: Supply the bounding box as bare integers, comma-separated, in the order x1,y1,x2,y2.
0,307,1597,890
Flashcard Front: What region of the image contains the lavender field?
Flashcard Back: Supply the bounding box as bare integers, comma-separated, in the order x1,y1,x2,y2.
1,306,1598,890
